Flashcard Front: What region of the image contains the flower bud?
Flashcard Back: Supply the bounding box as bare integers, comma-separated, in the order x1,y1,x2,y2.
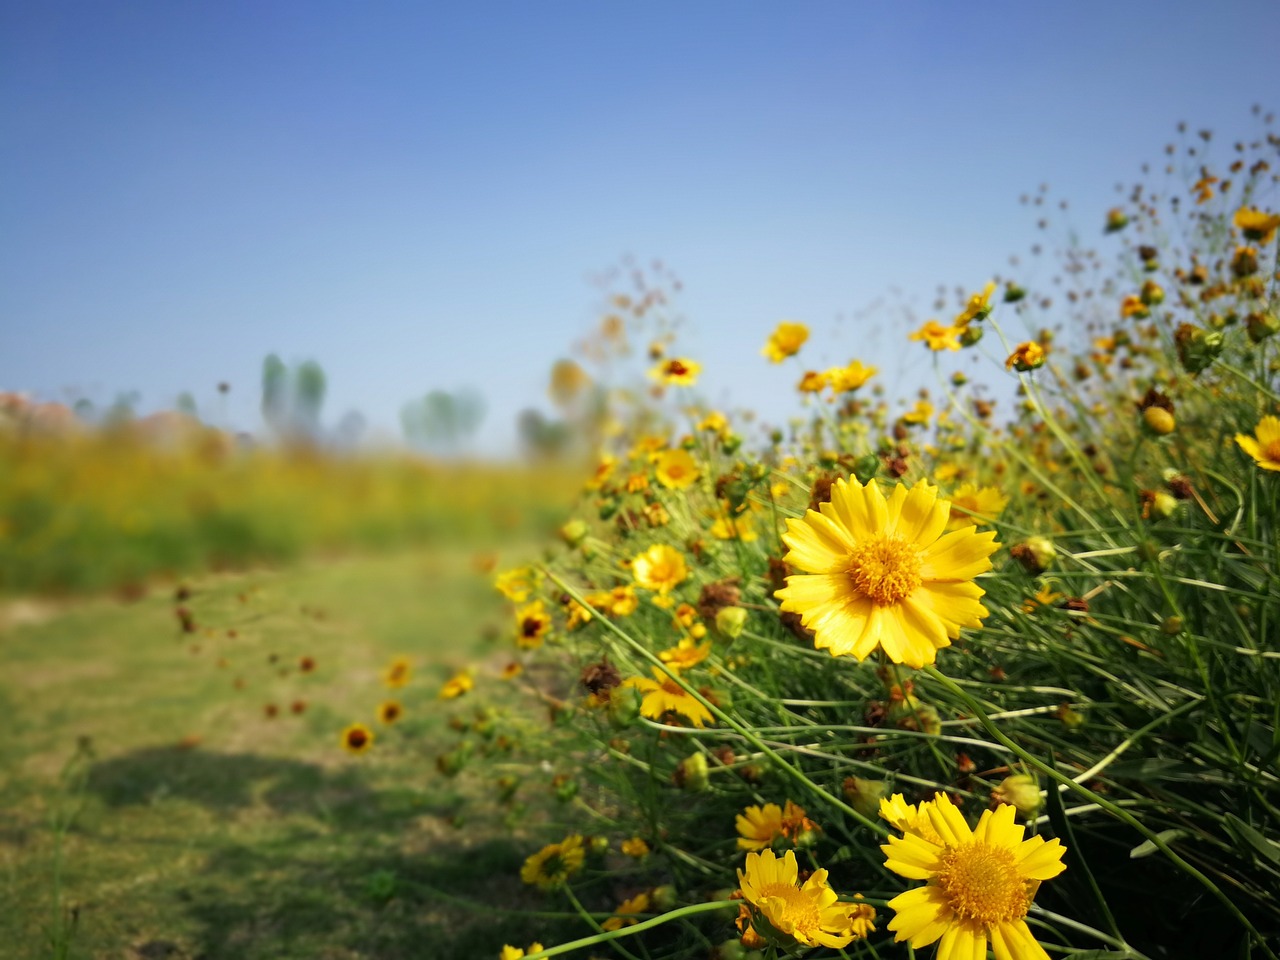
1149,491,1179,520
674,752,710,792
992,774,1043,818
1012,536,1057,574
1141,406,1176,435
842,777,889,820
651,884,678,911
558,519,589,547
1246,311,1280,343
715,606,749,639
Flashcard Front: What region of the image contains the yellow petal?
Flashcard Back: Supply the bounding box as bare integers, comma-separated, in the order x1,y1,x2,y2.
826,476,887,541
892,479,950,547
782,513,855,572
920,527,999,581
881,835,944,879
887,884,952,947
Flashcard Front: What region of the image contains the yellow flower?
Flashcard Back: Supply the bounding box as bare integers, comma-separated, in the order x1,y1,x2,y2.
498,944,544,960
737,849,862,949
762,321,810,362
955,282,996,327
736,800,816,850
521,835,585,890
659,637,712,671
1236,415,1280,471
1020,583,1064,614
651,357,702,386
825,360,878,393
881,793,1067,960
340,722,374,754
879,793,944,845
621,836,651,858
494,566,540,602
376,700,403,724
623,667,713,727
500,661,524,680
514,600,552,649
774,477,999,668
383,656,412,689
439,671,473,699
1004,342,1046,372
655,448,699,490
946,484,1009,530
602,891,651,931
909,320,963,352
1234,206,1280,244
1120,294,1150,320
710,514,758,542
584,455,616,491
797,370,829,393
902,400,934,425
698,410,728,434
631,543,689,594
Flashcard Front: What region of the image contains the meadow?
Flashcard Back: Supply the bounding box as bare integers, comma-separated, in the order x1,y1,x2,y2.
4,115,1280,960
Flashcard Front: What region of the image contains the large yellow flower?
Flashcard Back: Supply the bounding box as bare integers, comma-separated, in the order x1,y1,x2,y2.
762,321,810,362
737,849,862,949
1236,415,1280,472
774,477,999,668
632,543,689,594
825,360,878,393
882,793,1066,960
623,667,713,727
955,281,996,327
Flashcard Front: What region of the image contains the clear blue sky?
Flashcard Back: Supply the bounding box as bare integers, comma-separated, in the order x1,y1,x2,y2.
2,1,1276,453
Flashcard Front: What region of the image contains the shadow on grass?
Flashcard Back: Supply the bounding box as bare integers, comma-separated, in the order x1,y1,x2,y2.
82,746,576,959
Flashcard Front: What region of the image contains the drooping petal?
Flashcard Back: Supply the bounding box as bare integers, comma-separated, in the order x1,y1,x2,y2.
887,884,953,947
882,835,945,879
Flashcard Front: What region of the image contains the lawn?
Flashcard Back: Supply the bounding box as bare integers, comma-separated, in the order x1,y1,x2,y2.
0,547,576,960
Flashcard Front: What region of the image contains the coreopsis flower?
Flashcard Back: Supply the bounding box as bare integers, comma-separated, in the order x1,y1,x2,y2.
651,357,701,386
500,661,524,680
1234,206,1280,244
1005,342,1046,372
909,320,963,352
499,944,544,960
901,400,935,425
602,891,651,931
655,448,699,489
736,800,818,851
946,484,1009,531
623,667,713,727
1191,170,1218,203
825,360,878,393
1104,207,1128,232
383,656,412,689
737,849,863,949
797,370,829,393
631,543,689,594
620,836,651,858
340,722,374,754
439,671,473,699
881,793,1066,960
698,410,728,434
955,282,996,326
658,637,712,671
1020,583,1064,614
584,454,617,491
1231,245,1259,277
520,835,585,890
762,321,810,362
1236,415,1280,471
586,585,639,618
774,477,999,668
377,700,403,724
710,514,758,542
494,566,540,602
514,600,552,649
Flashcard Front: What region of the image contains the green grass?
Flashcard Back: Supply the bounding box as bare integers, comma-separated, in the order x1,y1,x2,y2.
0,548,576,960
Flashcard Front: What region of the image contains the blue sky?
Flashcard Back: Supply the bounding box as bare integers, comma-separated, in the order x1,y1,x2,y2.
2,1,1276,453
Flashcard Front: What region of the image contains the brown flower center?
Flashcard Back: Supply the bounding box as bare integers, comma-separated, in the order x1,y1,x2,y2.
847,535,922,606
935,841,1029,924
1264,439,1280,463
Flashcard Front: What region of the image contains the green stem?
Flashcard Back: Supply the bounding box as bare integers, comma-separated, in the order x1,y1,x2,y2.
520,900,732,959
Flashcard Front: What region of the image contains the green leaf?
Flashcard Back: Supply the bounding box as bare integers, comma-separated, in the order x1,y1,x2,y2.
1222,814,1280,868
1129,828,1188,859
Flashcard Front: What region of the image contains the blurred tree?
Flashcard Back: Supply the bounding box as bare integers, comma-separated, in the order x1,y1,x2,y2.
176,392,198,418
516,408,571,460
401,387,487,455
260,354,328,443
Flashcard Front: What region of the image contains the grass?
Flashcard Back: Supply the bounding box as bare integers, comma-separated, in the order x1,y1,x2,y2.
0,547,578,960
